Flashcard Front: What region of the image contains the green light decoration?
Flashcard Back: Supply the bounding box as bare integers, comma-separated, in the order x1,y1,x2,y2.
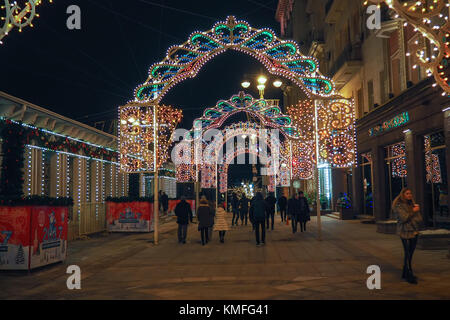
133,16,336,103
369,112,410,136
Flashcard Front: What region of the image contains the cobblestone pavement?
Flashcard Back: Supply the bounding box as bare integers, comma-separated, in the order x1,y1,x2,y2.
1,215,449,300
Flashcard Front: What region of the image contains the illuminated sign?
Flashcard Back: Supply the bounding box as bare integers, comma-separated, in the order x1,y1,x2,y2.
369,112,410,137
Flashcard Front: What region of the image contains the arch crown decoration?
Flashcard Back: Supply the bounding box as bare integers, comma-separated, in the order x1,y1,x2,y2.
134,16,336,103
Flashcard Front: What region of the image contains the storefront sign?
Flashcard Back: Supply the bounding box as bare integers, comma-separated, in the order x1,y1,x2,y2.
369,112,410,136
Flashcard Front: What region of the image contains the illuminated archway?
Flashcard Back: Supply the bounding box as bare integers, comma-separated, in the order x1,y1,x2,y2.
133,15,336,103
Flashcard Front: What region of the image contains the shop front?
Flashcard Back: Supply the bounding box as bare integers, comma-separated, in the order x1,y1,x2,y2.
352,78,449,227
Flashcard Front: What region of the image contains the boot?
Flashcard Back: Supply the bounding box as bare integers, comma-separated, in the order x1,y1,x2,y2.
401,265,408,279
406,269,418,284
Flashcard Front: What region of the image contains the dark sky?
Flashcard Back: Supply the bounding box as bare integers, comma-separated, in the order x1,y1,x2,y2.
0,0,284,129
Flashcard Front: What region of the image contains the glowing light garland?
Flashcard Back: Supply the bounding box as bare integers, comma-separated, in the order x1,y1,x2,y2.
366,0,450,95
424,134,443,183
119,104,182,172
132,16,335,104
0,0,51,45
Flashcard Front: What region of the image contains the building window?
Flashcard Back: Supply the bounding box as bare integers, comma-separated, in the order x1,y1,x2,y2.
368,80,374,111
385,142,407,216
361,152,373,216
391,58,401,95
424,132,448,228
357,88,364,118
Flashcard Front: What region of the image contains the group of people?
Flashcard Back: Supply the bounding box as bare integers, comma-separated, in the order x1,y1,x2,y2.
175,191,311,248
173,186,424,285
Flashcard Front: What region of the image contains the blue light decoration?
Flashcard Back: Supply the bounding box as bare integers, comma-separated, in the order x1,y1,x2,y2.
133,16,335,103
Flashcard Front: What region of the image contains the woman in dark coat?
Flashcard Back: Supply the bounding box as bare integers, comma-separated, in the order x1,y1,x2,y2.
298,191,310,232
249,192,267,246
197,196,214,245
231,193,239,226
392,188,422,284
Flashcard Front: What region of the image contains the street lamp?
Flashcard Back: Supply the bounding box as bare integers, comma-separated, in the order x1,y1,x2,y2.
241,75,283,99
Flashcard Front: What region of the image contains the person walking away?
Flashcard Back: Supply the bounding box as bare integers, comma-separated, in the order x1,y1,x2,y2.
174,196,193,244
278,195,287,222
208,199,216,240
231,193,239,226
265,193,277,230
161,192,169,215
214,201,230,243
288,193,300,233
298,191,310,232
197,196,213,245
239,195,249,226
250,192,267,246
392,188,423,284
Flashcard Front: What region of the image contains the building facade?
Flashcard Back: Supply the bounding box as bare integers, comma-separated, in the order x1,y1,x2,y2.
276,0,449,227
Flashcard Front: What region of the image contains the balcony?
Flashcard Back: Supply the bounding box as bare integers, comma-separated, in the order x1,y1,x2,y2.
329,43,363,89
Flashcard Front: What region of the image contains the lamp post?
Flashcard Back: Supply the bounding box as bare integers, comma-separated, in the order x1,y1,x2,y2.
241,75,283,214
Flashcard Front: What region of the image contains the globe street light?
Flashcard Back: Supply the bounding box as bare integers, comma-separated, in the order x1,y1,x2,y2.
240,75,283,99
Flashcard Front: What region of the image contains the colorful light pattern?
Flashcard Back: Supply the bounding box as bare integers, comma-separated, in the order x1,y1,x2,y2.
367,0,450,95
133,16,335,104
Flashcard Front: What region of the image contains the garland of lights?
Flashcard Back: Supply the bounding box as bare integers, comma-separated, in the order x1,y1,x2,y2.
366,0,450,95
0,0,50,45
387,142,407,178
424,135,443,183
186,92,301,140
132,15,336,104
119,103,182,172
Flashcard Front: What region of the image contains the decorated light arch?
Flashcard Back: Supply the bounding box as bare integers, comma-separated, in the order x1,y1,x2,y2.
132,15,336,104
120,16,355,189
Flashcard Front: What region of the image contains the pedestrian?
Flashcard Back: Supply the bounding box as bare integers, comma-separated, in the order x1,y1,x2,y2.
278,194,287,222
392,188,423,284
158,190,163,213
298,191,310,232
174,196,193,244
265,192,277,230
231,193,239,226
288,193,300,233
214,201,230,243
197,196,213,245
161,191,169,215
249,192,267,246
239,194,249,226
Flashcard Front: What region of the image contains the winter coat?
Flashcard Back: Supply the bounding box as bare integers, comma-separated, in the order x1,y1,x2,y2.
298,197,310,222
213,207,230,231
393,201,422,239
240,197,249,213
175,200,193,225
161,194,169,208
231,196,239,210
265,195,277,214
250,198,266,222
278,196,287,210
197,203,214,229
287,198,299,217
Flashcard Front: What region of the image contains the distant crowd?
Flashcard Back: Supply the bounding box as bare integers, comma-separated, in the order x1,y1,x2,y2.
174,191,310,247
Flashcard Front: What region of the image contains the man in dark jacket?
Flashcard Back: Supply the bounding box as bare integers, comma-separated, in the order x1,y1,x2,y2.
298,191,310,232
239,195,249,226
175,196,193,244
265,193,277,230
250,192,267,246
161,192,169,215
288,193,300,234
231,193,239,226
278,195,287,222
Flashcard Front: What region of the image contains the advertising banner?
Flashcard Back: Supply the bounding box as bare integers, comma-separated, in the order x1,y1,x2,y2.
107,202,153,233
0,206,68,270
0,206,31,270
29,206,68,269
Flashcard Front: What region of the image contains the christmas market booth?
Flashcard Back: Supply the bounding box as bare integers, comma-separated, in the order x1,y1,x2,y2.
0,197,72,271
106,197,154,232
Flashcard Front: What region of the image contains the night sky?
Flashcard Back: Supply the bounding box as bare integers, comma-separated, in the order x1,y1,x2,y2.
0,0,283,128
